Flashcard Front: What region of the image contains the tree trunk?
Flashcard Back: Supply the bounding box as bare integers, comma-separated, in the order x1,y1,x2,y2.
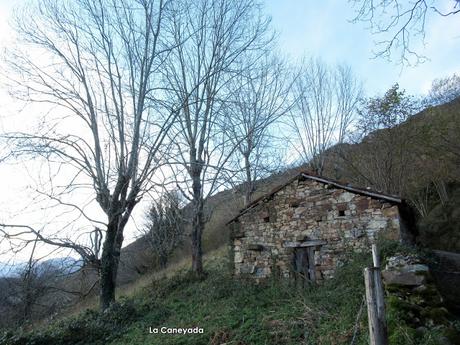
244,154,253,206
159,253,168,269
22,280,33,323
99,218,123,310
191,212,204,276
190,166,205,277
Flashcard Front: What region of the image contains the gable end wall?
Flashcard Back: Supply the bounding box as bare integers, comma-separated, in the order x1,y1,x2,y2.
232,178,401,280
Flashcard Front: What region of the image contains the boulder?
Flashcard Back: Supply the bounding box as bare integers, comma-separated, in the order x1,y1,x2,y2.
382,255,429,286
386,254,422,269
382,270,426,286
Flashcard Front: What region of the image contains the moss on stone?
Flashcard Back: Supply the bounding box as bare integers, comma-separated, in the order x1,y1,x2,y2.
420,307,449,324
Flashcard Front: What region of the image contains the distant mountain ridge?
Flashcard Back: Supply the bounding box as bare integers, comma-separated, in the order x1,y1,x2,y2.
0,257,82,278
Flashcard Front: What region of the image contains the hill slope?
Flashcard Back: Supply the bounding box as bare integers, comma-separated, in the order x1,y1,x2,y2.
2,95,459,334
2,243,459,345
79,95,460,295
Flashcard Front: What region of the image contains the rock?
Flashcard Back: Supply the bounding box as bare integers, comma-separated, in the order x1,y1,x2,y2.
383,255,430,286
234,252,243,263
247,244,264,251
240,263,255,274
415,326,427,334
337,192,354,203
351,228,365,238
413,285,428,293
386,254,419,268
400,264,429,274
232,230,245,239
382,270,426,286
254,267,266,277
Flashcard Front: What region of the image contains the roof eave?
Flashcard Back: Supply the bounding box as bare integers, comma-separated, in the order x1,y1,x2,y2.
226,172,403,224
300,173,402,204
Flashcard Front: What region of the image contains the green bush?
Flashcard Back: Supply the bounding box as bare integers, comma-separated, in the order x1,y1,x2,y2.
0,299,145,345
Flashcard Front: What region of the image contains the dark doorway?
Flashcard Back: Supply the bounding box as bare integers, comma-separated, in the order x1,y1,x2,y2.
292,247,316,284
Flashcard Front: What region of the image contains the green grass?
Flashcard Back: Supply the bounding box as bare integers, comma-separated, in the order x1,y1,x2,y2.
1,242,457,345
0,250,370,345
107,251,371,345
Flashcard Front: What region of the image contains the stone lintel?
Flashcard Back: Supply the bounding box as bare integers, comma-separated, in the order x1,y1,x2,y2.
284,240,327,248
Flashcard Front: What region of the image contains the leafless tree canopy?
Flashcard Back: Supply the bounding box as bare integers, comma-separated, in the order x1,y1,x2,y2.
288,58,362,174
0,234,81,328
162,0,272,275
141,190,184,269
350,0,460,65
223,54,293,205
425,73,460,107
2,0,178,310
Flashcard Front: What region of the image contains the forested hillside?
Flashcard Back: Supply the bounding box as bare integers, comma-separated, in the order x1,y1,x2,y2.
323,94,460,252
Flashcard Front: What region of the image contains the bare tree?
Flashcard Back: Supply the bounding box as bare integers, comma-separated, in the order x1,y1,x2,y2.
288,58,362,175
1,0,177,310
141,190,184,269
15,234,41,325
349,0,460,65
425,73,460,107
0,234,74,328
340,84,420,195
425,76,460,166
162,0,271,276
223,55,293,205
414,75,460,210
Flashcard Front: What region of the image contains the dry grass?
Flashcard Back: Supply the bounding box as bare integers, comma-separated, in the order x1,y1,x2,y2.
52,246,228,322
28,168,300,329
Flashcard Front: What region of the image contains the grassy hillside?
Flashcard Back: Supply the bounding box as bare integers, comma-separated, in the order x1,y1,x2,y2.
2,243,459,345
67,93,460,312
29,166,306,323
2,95,459,338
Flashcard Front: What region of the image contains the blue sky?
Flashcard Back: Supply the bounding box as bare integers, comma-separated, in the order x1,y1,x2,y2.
265,0,460,96
1,0,459,96
0,0,459,260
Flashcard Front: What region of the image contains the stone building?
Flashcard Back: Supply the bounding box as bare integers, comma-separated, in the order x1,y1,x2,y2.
228,172,414,282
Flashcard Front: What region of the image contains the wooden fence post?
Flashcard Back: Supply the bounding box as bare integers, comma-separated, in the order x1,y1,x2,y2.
364,244,388,345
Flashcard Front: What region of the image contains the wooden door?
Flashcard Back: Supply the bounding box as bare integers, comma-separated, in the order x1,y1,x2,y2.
292,247,316,283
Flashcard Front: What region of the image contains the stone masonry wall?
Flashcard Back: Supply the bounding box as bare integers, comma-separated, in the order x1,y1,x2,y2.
232,178,401,280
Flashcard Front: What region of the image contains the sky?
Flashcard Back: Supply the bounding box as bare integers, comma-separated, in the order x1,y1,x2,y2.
0,0,459,261
265,0,460,95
